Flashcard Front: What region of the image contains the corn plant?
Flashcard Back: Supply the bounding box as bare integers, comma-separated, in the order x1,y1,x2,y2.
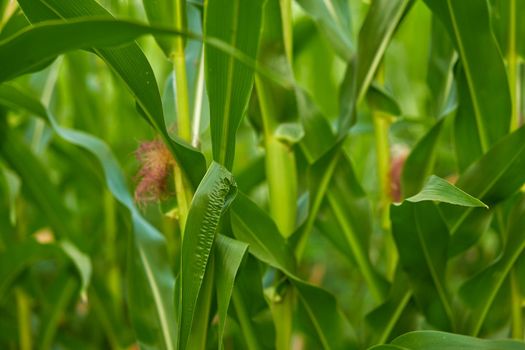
1,0,525,349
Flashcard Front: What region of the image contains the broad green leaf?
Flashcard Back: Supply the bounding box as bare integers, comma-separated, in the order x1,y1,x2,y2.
215,234,248,348
441,125,525,255
16,0,207,188
0,85,177,350
459,194,525,335
406,175,487,208
402,119,444,197
338,0,411,134
390,201,454,330
373,330,525,350
205,0,265,169
179,162,236,350
295,0,354,60
424,0,511,162
230,192,296,274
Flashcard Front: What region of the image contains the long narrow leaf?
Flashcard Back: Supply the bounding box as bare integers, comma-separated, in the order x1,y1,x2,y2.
179,162,236,350
204,0,265,169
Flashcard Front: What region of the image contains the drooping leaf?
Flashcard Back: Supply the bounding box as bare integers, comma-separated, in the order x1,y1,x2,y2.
205,0,265,169
0,85,177,350
230,190,354,348
179,162,237,350
17,0,207,188
230,192,296,274
338,0,411,134
406,175,487,208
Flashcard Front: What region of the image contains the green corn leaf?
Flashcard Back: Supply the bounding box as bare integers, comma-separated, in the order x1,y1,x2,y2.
459,194,525,336
402,119,444,198
141,0,177,57
215,234,248,348
424,0,511,168
16,0,207,188
370,330,525,350
232,255,275,350
406,175,487,208
231,192,354,349
338,0,411,134
179,162,237,350
441,124,525,255
390,201,455,330
205,0,265,169
0,84,177,350
295,0,354,60
230,192,296,274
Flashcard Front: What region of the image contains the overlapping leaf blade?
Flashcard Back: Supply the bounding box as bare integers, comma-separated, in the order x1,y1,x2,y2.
17,0,207,188
339,0,411,134
179,162,236,349
424,0,511,169
215,234,248,347
459,194,525,335
390,201,454,330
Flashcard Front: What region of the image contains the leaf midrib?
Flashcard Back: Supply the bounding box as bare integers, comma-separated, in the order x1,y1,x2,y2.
218,0,241,166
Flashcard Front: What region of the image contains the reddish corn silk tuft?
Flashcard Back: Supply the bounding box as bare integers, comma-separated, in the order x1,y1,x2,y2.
134,139,175,205
390,146,409,203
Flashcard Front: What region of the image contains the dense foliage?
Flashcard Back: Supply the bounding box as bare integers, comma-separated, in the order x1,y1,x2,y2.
1,0,525,349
